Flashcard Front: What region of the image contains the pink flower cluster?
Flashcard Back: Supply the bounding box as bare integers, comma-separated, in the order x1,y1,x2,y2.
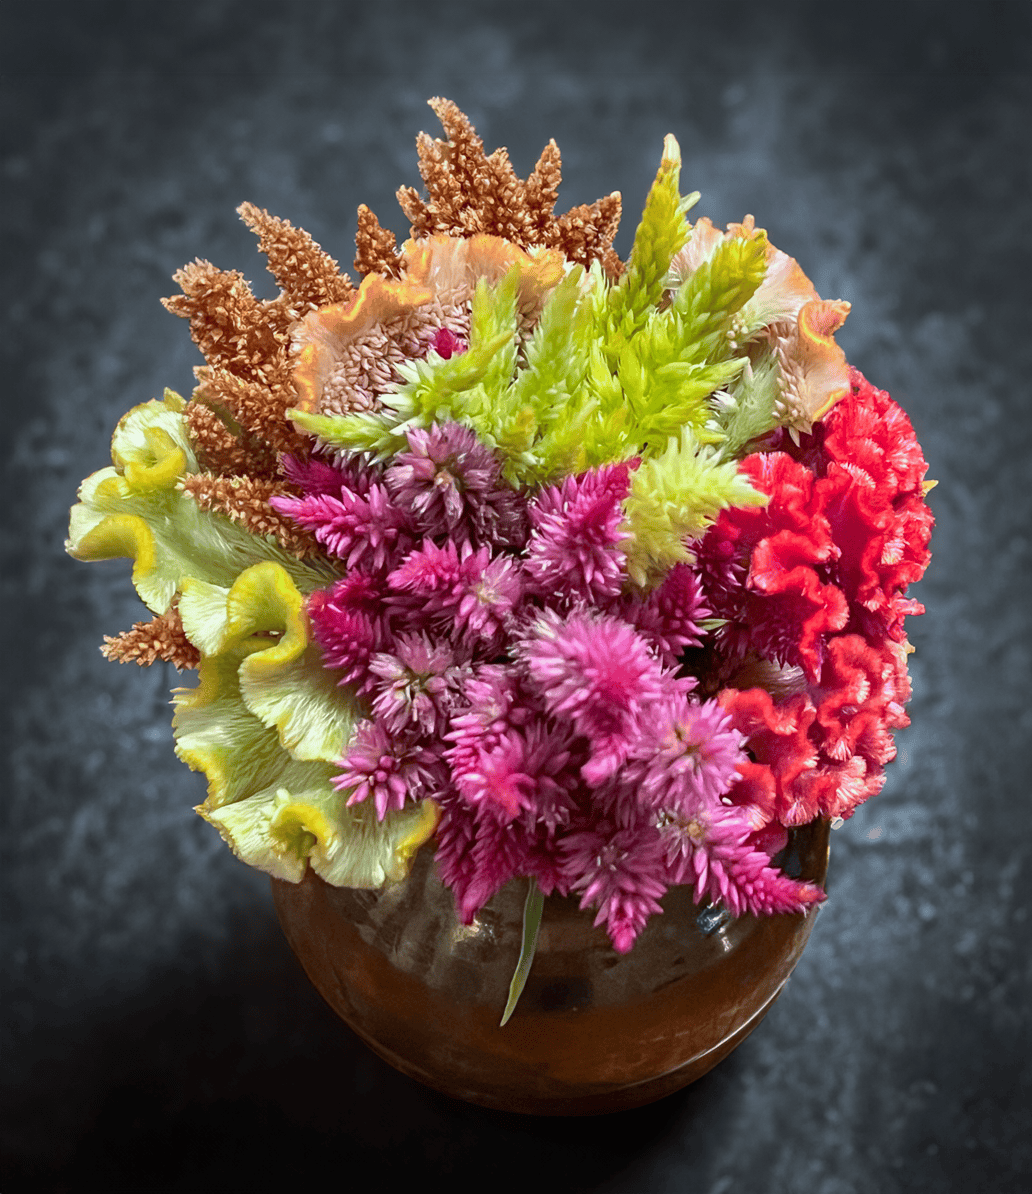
272,369,930,952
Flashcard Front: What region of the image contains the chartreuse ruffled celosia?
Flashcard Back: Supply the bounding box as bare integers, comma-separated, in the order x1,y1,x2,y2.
67,392,440,885
286,136,770,545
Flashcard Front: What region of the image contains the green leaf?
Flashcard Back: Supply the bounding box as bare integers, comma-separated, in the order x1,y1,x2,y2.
499,878,544,1027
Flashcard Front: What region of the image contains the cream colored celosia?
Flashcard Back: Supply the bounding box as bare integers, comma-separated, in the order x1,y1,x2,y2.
173,561,438,886
671,215,851,435
291,234,564,418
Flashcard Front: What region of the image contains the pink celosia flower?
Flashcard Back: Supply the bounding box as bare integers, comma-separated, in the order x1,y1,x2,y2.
448,713,580,825
625,695,746,813
660,802,825,917
333,719,446,820
524,463,631,605
559,822,669,953
384,422,527,548
279,452,384,497
272,482,415,573
367,632,471,737
435,795,531,924
307,574,390,693
517,610,667,785
617,563,710,669
388,539,524,645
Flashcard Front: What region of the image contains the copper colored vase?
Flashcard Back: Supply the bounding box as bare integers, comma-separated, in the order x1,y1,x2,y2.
271,818,830,1115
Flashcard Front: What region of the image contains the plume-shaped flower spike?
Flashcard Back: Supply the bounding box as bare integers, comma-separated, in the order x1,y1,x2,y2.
333,719,447,821
661,802,825,917
524,462,632,605
517,609,667,785
387,539,524,645
559,822,669,954
384,422,527,548
272,480,415,574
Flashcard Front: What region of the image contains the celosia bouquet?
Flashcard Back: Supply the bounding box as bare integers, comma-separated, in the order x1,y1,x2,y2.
68,100,932,978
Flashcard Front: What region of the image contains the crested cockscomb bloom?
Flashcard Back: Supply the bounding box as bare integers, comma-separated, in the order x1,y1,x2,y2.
660,801,825,916
559,822,669,954
333,719,447,820
384,422,528,548
367,632,471,737
271,481,415,573
699,451,849,680
524,463,632,605
517,609,668,785
387,539,524,645
718,686,821,826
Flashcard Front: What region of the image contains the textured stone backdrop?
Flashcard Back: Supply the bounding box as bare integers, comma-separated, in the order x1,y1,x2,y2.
3,2,1030,1190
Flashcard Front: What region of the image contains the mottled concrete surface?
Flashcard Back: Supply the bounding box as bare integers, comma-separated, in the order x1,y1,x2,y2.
3,2,1030,1190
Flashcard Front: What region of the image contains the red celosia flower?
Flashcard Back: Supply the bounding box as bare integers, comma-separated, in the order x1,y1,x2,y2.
718,686,820,826
700,452,848,680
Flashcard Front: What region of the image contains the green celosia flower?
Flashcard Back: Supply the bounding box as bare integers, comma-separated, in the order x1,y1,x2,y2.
621,428,769,587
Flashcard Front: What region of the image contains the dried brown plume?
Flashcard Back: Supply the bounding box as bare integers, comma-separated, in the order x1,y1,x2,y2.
101,603,201,669
179,474,321,558
382,98,624,278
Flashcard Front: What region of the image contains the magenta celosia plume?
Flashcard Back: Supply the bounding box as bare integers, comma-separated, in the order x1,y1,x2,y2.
270,367,931,953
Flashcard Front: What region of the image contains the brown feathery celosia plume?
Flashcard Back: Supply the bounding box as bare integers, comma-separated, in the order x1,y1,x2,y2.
179,474,321,558
162,261,297,478
101,603,201,669
354,204,402,279
238,202,356,310
391,97,624,278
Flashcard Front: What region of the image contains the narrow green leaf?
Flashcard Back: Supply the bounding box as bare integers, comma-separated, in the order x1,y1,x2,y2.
499,879,544,1027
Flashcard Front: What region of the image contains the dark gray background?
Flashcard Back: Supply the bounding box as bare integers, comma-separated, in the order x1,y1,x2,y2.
3,1,1030,1190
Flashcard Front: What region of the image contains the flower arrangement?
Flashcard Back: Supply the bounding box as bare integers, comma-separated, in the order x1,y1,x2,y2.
67,100,932,1013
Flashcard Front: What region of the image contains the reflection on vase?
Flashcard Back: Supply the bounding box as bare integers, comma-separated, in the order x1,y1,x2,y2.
272,816,830,1115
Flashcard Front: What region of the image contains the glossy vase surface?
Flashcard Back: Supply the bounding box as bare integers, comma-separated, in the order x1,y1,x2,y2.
272,818,830,1115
